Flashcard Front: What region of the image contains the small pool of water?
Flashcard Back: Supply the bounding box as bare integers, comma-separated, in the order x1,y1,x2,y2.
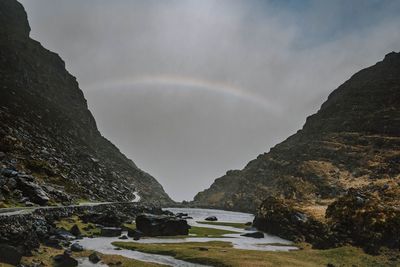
78,208,297,266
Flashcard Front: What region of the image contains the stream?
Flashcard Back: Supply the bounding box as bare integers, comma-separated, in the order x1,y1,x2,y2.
77,208,297,266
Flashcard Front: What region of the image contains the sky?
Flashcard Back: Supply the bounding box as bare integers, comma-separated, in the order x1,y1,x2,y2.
19,0,400,201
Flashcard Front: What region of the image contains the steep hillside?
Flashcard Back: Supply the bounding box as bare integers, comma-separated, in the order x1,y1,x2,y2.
194,52,400,213
0,0,173,206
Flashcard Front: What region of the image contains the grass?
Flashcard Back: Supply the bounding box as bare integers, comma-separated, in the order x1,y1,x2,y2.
189,225,238,237
55,215,101,236
123,222,136,231
112,241,400,267
19,245,166,267
123,223,238,239
196,221,248,229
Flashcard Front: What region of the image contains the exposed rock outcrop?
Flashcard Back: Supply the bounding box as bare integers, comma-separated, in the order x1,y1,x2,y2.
136,213,190,236
0,0,173,206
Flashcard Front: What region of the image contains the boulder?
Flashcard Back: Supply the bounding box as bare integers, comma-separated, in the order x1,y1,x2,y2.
17,178,49,205
88,252,101,263
176,213,188,218
241,231,264,238
136,214,190,236
205,216,218,221
127,229,143,240
0,244,23,265
54,250,78,267
69,225,81,237
118,235,128,240
79,208,127,227
100,227,122,237
70,243,83,252
55,228,76,240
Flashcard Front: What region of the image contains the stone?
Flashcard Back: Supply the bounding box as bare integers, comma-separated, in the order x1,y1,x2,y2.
17,179,49,205
127,229,143,240
88,252,101,263
118,234,128,240
241,231,264,238
0,244,23,265
245,222,252,226
205,216,218,221
136,214,190,236
175,212,188,218
1,168,18,177
70,243,83,252
53,251,78,267
100,227,122,237
69,225,81,237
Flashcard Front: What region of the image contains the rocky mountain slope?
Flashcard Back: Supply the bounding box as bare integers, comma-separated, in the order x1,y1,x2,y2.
194,52,400,213
0,0,173,206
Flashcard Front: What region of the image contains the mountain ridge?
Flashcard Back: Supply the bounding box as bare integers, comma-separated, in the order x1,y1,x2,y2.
0,0,173,206
193,51,400,212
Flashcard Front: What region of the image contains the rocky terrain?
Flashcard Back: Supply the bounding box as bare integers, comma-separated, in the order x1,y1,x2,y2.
0,0,173,207
194,52,400,213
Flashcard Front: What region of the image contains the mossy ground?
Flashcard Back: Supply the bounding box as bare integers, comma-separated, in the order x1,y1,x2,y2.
55,215,101,236
19,245,166,267
113,241,400,267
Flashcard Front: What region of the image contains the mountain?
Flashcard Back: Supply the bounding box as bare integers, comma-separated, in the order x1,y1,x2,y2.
0,0,173,206
193,52,400,213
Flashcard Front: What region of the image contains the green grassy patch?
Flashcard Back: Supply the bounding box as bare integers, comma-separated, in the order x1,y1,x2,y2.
189,226,238,237
55,215,101,236
112,241,399,267
196,221,248,229
122,223,136,231
19,245,166,267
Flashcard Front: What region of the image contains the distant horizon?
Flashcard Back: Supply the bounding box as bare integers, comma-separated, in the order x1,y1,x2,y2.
20,0,400,201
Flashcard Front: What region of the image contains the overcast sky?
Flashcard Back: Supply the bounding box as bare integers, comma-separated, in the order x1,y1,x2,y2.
19,0,400,201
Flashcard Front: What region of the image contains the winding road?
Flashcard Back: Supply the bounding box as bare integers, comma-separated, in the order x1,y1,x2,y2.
0,192,141,217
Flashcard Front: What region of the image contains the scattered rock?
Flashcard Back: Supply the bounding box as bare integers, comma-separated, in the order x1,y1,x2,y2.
53,250,78,267
127,229,143,240
17,178,50,205
176,213,188,218
70,243,83,252
69,225,81,237
88,252,101,263
241,232,264,238
205,216,218,221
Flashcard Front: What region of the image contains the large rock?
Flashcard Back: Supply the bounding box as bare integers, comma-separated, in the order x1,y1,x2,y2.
16,178,49,205
100,227,122,237
0,244,23,265
54,250,78,267
136,214,190,236
253,196,330,246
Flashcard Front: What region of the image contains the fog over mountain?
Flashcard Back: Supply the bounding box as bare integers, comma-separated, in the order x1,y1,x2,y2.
19,0,400,201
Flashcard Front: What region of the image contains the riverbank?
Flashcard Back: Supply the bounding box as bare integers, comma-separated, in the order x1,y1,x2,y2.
1,207,399,266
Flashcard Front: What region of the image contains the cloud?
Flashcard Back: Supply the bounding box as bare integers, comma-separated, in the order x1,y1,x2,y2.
19,0,400,200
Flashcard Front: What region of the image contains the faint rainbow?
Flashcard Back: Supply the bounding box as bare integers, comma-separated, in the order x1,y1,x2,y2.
86,75,279,112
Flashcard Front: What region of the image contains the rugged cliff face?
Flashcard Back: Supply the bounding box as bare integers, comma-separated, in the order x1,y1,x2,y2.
0,0,173,206
194,52,400,213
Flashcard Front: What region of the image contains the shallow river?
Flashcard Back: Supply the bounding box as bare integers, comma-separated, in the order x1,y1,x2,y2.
77,208,297,266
